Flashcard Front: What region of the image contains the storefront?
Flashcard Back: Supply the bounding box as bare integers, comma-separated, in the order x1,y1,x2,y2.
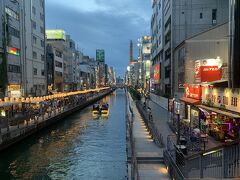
199,87,240,141
7,84,22,98
179,84,202,132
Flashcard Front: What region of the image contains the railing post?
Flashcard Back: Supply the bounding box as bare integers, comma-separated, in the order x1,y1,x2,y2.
222,148,225,178
200,154,203,179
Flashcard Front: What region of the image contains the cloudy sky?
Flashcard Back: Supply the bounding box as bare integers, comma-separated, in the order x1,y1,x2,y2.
45,0,152,77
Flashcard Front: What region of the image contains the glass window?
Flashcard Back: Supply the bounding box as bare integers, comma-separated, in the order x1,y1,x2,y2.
33,68,37,75
33,51,37,59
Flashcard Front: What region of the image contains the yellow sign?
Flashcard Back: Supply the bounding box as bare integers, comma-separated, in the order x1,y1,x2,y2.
8,85,20,91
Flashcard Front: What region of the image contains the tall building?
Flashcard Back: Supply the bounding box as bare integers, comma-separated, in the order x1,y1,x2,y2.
229,0,240,88
129,40,133,62
138,36,152,92
23,0,46,96
0,0,23,98
151,0,229,97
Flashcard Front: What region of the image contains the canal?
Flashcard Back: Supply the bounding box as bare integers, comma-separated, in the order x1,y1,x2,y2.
0,89,127,179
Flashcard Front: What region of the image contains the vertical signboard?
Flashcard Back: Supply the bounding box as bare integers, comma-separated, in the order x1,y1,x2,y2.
154,64,160,84
96,49,105,62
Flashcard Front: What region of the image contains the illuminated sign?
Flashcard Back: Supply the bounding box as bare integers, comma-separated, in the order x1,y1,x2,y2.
195,58,222,83
154,64,160,84
7,47,20,56
142,36,151,44
185,84,202,100
46,30,66,40
96,49,105,62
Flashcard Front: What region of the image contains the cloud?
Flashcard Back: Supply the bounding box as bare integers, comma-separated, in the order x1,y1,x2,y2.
45,0,152,76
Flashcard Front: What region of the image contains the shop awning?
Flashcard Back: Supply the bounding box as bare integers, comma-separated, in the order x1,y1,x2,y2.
197,105,240,119
179,97,201,105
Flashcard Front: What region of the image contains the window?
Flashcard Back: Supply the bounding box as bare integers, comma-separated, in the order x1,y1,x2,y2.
223,96,228,105
41,70,45,76
200,12,203,19
178,47,185,67
41,54,45,61
33,68,37,75
231,97,238,107
8,64,21,73
40,26,44,34
5,7,19,20
55,50,63,58
212,9,217,24
55,61,63,68
33,51,37,59
8,26,20,38
32,20,37,29
40,13,44,21
33,36,37,44
40,0,44,8
41,40,44,47
32,6,36,15
55,71,63,77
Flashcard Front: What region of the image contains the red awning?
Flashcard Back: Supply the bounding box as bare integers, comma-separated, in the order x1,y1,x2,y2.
179,97,201,105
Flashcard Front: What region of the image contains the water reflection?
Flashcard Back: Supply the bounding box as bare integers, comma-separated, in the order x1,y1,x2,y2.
0,89,126,180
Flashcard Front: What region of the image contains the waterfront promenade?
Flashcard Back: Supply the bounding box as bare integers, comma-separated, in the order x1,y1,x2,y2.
0,88,113,151
127,92,170,180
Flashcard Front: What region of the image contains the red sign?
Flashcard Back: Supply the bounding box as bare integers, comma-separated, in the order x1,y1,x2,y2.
154,64,160,84
184,84,202,100
195,60,222,83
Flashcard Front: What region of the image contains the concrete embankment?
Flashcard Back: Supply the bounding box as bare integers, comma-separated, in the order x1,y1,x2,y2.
0,89,114,152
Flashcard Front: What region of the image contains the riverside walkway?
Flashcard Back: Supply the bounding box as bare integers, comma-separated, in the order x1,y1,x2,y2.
127,92,170,180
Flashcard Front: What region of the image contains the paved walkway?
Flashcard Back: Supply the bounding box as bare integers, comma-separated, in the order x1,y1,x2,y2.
128,94,170,180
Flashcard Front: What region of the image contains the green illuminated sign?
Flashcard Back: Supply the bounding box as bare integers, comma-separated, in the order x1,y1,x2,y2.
96,49,105,62
46,30,66,40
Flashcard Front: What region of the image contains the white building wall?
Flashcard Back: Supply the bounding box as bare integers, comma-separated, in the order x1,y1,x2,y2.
24,0,46,96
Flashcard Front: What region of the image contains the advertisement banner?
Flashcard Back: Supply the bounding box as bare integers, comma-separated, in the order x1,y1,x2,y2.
184,84,202,100
46,30,66,40
154,64,160,84
195,58,222,83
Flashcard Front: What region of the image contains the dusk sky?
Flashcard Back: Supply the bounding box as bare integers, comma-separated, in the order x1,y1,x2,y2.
45,0,152,77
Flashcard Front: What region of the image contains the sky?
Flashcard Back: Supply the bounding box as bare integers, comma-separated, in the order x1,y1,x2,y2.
45,0,152,77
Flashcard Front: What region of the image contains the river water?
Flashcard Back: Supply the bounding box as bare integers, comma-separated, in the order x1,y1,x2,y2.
0,89,127,180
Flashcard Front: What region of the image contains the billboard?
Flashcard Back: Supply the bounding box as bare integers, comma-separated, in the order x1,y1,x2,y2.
96,49,105,62
46,30,66,40
184,84,202,100
154,64,160,84
195,58,222,83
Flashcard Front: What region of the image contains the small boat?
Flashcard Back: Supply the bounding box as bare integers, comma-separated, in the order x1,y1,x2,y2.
100,103,109,117
92,104,100,118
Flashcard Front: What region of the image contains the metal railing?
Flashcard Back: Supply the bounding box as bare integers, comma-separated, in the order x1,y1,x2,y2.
165,135,240,179
126,93,139,180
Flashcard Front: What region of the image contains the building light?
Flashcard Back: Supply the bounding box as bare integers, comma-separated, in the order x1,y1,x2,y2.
7,47,20,56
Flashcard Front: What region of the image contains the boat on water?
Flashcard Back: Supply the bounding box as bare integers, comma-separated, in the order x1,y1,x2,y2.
92,104,100,118
100,103,109,117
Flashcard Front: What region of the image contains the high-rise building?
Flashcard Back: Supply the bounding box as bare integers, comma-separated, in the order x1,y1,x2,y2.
23,0,46,96
0,0,23,98
229,0,240,88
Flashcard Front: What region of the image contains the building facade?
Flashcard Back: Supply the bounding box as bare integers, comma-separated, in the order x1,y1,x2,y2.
151,0,229,97
0,0,23,98
24,0,46,96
